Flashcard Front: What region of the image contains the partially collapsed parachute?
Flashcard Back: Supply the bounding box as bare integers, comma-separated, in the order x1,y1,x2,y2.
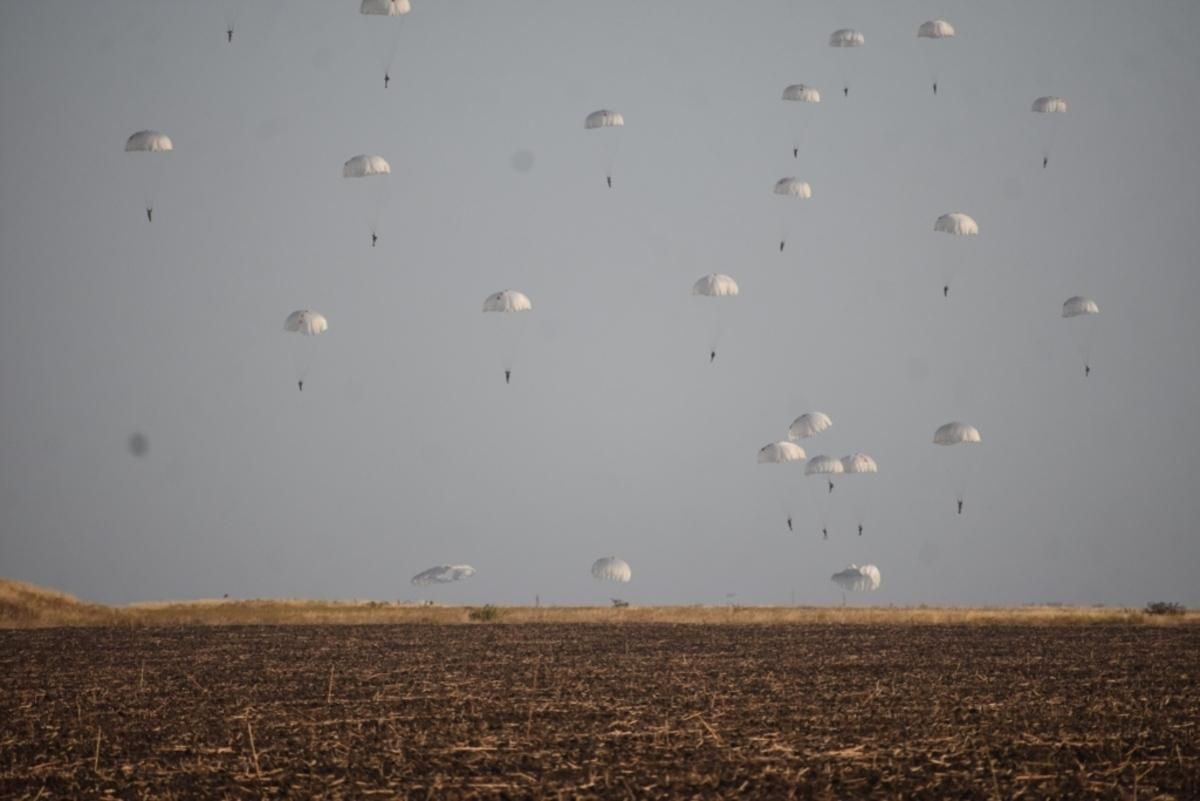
284,310,328,336
788,412,832,441
483,289,533,313
1062,296,1099,318
692,274,739,297
1032,96,1068,114
411,564,476,585
592,557,632,583
585,109,624,129
360,0,410,16
773,178,813,198
343,154,391,178
933,422,981,445
934,212,978,236
758,441,807,464
918,19,955,38
125,131,173,153
829,28,864,47
831,564,881,593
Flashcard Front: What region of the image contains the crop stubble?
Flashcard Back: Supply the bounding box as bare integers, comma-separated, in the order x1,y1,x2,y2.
1,624,1197,799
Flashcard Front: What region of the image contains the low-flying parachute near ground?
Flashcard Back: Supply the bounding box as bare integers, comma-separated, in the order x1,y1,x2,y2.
773,178,812,253
591,557,632,584
917,20,956,96
584,110,624,188
933,212,979,298
691,274,739,363
788,411,832,442
758,441,807,532
360,0,411,89
840,453,878,536
1031,96,1067,168
781,84,820,159
805,455,844,539
1062,296,1100,377
831,564,881,595
284,310,328,392
482,290,532,384
411,564,476,585
933,422,981,515
828,29,865,97
124,130,173,223
343,154,391,247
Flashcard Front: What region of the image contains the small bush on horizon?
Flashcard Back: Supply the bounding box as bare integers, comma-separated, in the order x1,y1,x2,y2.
1144,601,1185,616
469,605,502,622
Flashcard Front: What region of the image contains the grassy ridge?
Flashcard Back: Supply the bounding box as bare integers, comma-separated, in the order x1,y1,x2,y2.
2,577,1195,628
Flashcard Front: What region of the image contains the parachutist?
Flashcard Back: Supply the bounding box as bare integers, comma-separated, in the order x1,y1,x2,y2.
843,86,849,97
858,524,863,536
227,29,233,43
371,233,378,247
787,517,793,532
1085,364,1091,377
1043,156,1049,169
709,350,716,363
384,73,390,89
932,82,938,95
780,241,785,253
828,479,835,494
504,369,511,385
822,527,828,540
943,285,949,298
793,147,798,158
606,176,612,189
957,500,963,515
298,380,303,392
146,208,153,223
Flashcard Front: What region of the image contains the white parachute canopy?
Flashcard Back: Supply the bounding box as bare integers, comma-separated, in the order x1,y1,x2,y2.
788,412,832,441
758,441,806,464
1062,296,1099,318
692,273,739,297
805,454,844,478
933,421,981,445
361,0,411,15
483,289,533,313
584,110,624,187
840,453,878,535
125,131,173,221
1032,96,1068,114
829,28,865,47
831,564,881,593
934,423,981,512
773,178,813,198
1032,97,1068,167
360,0,411,89
411,564,476,585
841,453,878,474
343,154,391,178
918,19,956,38
782,84,821,103
585,109,624,129
284,310,328,336
592,557,632,583
934,212,979,236
125,131,173,153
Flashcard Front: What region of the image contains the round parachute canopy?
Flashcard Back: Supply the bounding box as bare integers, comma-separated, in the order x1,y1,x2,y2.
482,289,532,313
773,178,813,198
788,412,832,441
934,212,978,236
831,564,881,592
1032,96,1067,113
411,564,476,585
805,454,844,477
918,19,956,38
585,110,624,129
592,557,632,583
284,310,328,335
360,0,410,16
841,453,878,474
1063,296,1100,318
125,130,173,153
758,441,807,464
692,273,739,297
343,154,391,178
782,84,821,103
829,28,865,47
933,422,981,445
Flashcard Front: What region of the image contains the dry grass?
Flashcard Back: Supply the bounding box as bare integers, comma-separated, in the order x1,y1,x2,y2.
2,577,1196,628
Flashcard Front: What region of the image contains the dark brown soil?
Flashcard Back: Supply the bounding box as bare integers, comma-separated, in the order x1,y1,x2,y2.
2,624,1197,799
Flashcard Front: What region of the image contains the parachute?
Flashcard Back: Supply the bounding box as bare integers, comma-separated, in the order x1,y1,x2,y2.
360,0,412,88
933,422,981,514
831,564,881,593
124,130,173,222
828,29,865,97
917,20,956,95
781,84,820,159
1063,296,1100,377
284,310,328,391
411,564,476,585
805,454,844,538
483,290,532,383
584,110,624,188
773,178,812,252
692,274,739,363
933,213,979,297
343,155,391,246
759,442,806,532
788,411,832,441
591,557,632,583
840,453,878,536
1031,96,1068,168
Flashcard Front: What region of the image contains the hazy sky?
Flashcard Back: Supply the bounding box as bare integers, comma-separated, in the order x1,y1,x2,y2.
2,0,1199,607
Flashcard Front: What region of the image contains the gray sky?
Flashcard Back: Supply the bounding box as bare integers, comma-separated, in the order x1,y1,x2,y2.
2,0,1199,607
